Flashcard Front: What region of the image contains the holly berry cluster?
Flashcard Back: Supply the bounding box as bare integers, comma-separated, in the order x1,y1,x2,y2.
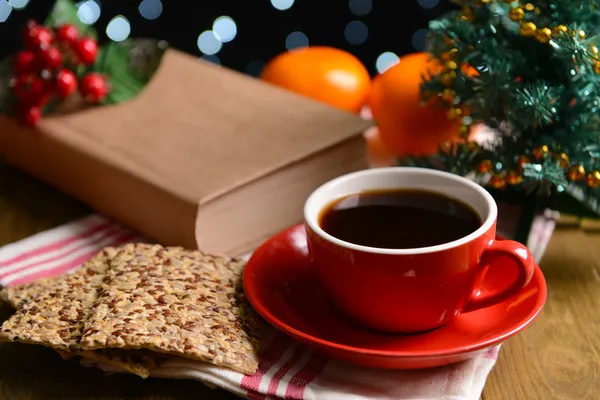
10,20,110,126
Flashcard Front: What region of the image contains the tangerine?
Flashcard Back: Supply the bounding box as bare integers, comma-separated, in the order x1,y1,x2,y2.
261,46,371,114
368,52,461,157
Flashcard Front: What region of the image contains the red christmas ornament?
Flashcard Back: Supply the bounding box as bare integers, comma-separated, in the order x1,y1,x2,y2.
38,47,62,70
74,38,98,65
24,25,53,50
55,69,78,98
55,24,79,44
80,73,108,102
13,51,37,75
20,106,42,127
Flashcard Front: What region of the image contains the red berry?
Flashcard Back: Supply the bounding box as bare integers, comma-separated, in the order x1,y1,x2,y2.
74,38,98,65
55,69,78,98
20,106,42,127
38,47,62,70
27,78,52,107
11,75,32,102
80,73,108,102
55,24,79,44
11,75,51,107
24,25,53,50
13,51,37,74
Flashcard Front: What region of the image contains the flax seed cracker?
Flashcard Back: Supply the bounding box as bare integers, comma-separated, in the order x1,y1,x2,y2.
0,247,157,378
80,243,263,375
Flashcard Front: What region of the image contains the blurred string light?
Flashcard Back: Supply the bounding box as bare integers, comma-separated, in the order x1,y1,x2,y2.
212,16,237,43
375,52,400,74
138,0,163,20
270,0,294,11
344,20,368,45
0,1,10,23
201,54,220,65
348,0,372,16
285,31,308,51
245,60,265,77
8,0,29,10
197,30,222,55
411,28,428,51
417,0,439,9
77,0,101,25
106,15,131,42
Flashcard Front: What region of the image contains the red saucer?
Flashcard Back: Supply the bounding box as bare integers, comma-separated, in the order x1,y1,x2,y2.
244,224,547,369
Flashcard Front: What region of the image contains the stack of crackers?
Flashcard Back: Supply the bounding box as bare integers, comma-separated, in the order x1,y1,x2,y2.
0,243,263,378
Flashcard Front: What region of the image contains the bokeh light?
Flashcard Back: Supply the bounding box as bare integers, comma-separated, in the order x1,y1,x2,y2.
417,0,440,9
106,15,131,42
77,0,101,25
411,28,428,51
201,54,221,65
270,0,294,11
8,0,29,10
245,60,265,77
0,1,11,23
348,0,372,16
197,30,222,55
375,52,400,74
344,21,368,45
212,16,237,43
138,0,163,20
285,31,309,50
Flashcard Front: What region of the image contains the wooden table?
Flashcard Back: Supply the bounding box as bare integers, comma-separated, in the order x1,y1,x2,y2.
0,162,598,399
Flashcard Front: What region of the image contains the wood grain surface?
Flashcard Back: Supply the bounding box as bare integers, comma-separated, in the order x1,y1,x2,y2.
0,161,598,399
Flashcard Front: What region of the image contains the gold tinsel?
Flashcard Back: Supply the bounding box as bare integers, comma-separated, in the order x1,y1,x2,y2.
535,27,552,43
593,61,600,75
478,160,493,174
568,165,586,181
446,107,463,120
532,145,549,160
557,153,569,168
507,170,523,185
441,88,457,103
509,7,524,22
519,21,536,37
441,48,458,61
440,71,457,86
489,173,506,189
551,25,568,36
587,171,600,188
445,61,458,70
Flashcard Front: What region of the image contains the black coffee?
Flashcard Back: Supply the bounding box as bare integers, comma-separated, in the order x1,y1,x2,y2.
318,188,481,249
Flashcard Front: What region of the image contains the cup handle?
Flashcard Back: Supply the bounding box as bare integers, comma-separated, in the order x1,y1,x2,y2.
462,239,536,313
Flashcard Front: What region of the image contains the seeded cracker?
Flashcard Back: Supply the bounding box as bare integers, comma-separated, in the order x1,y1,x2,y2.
80,243,263,375
0,248,157,378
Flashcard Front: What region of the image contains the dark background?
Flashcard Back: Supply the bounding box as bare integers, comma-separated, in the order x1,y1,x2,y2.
0,0,453,76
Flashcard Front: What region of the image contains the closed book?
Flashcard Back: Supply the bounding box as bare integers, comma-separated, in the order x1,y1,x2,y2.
0,49,372,256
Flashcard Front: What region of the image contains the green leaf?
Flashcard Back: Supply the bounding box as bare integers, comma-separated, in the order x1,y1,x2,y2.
0,57,13,115
92,39,167,106
44,0,97,38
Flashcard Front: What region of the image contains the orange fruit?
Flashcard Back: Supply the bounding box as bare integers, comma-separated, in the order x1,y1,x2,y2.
260,46,371,114
368,52,460,157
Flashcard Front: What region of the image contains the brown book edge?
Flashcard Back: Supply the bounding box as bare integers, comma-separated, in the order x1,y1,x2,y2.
0,116,198,249
0,116,370,255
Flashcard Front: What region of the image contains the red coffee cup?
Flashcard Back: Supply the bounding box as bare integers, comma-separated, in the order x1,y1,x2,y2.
303,167,535,333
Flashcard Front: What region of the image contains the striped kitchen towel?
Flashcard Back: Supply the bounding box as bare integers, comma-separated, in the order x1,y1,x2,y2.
0,213,555,400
